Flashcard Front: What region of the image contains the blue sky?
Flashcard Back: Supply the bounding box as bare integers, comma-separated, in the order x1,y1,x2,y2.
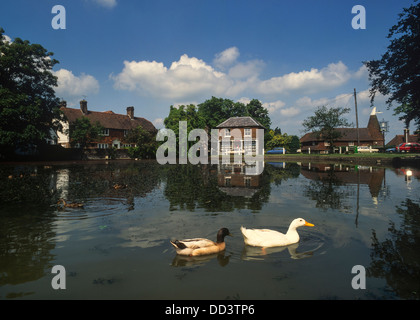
1,0,416,141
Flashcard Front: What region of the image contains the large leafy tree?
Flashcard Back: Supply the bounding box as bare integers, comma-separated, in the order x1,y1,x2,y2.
68,117,103,149
197,97,246,132
364,1,420,130
302,106,352,152
245,99,271,129
125,125,158,159
0,28,62,154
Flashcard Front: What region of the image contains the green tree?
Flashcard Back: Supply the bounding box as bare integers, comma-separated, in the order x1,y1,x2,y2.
266,130,292,151
163,104,206,155
302,106,352,153
68,117,103,149
245,99,271,129
125,125,157,159
364,1,420,130
288,135,301,153
0,28,62,155
197,97,245,132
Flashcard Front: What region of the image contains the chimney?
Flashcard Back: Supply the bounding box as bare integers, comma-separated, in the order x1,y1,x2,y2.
80,99,88,115
404,128,409,143
127,106,134,120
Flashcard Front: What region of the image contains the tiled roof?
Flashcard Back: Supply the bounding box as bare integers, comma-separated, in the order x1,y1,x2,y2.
300,128,378,143
387,134,419,146
60,107,157,133
300,114,384,144
216,116,266,129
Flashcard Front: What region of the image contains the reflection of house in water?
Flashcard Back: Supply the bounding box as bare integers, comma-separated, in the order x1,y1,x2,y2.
217,163,263,198
300,163,385,201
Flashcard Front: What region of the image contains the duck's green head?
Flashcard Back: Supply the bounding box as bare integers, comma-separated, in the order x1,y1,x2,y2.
217,228,232,242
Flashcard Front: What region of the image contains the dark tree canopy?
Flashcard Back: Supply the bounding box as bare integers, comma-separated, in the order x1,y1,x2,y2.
302,105,352,151
364,1,420,129
0,28,62,152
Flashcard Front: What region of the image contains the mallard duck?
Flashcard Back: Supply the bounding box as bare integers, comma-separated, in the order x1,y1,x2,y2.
113,183,127,190
170,228,232,256
240,218,314,247
57,198,84,208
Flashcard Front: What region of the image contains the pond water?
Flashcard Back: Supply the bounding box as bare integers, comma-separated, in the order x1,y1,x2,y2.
0,160,419,300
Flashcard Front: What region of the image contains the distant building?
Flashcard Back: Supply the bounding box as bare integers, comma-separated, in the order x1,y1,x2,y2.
57,100,156,149
300,108,384,154
386,128,419,146
215,116,266,155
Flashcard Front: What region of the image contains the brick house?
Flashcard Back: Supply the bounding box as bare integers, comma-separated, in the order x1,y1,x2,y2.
215,116,266,155
300,108,384,154
57,100,156,149
386,129,419,146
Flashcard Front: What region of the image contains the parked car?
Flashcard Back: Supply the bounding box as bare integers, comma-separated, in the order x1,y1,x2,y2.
396,142,420,153
267,147,286,154
386,147,397,153
357,146,379,153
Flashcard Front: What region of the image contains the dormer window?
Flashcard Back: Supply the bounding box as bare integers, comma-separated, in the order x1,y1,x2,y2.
101,128,109,136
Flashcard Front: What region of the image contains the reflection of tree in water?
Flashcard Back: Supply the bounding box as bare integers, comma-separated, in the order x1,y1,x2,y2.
265,162,300,186
368,199,420,299
0,204,56,296
303,169,353,212
163,164,271,212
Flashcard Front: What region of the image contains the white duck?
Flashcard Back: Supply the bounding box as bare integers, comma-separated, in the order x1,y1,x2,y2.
240,218,314,248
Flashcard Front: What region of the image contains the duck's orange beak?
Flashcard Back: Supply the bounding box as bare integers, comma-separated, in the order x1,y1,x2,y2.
304,221,315,227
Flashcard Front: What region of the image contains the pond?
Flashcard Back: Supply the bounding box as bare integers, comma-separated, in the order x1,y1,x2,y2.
0,160,419,300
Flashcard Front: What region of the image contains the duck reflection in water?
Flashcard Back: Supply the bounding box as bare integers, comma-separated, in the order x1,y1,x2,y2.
171,251,231,267
241,242,314,260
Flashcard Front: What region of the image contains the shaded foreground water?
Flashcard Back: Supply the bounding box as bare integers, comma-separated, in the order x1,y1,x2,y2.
0,160,419,300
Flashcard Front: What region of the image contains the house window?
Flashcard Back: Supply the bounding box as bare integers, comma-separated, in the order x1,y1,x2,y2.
124,130,128,137
97,143,108,149
101,128,109,136
224,129,230,137
324,141,330,146
348,142,354,146
244,177,251,187
244,128,251,137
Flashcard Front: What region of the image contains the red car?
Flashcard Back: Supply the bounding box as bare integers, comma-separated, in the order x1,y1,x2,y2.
396,142,420,152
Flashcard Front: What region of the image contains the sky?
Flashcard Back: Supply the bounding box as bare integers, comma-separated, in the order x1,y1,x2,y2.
1,0,416,142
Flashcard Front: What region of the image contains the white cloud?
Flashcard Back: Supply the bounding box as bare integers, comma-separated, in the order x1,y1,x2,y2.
228,59,265,79
112,48,364,107
54,69,100,102
153,118,164,128
92,0,117,8
213,47,240,69
257,61,351,95
263,100,286,113
2,34,12,43
113,54,232,100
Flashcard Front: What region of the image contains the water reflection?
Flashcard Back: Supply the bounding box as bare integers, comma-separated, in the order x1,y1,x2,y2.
241,243,314,260
300,163,385,212
368,198,420,299
163,162,271,212
0,160,420,299
171,251,231,267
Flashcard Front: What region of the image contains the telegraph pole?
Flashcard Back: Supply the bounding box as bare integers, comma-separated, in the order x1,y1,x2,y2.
354,88,360,146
